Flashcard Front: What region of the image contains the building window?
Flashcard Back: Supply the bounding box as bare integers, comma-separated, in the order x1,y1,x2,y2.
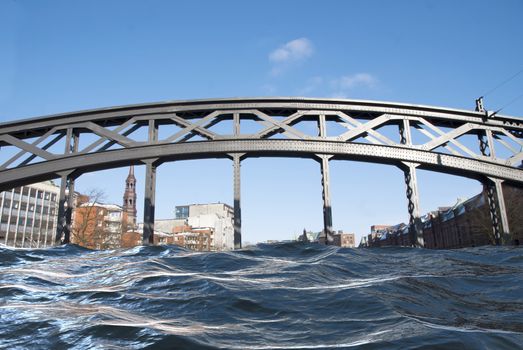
175,206,190,219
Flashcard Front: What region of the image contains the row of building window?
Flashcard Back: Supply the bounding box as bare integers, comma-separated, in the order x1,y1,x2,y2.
4,190,56,202
2,206,56,216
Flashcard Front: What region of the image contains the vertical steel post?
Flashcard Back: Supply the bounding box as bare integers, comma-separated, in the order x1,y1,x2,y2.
233,153,242,249
56,175,67,244
493,178,510,243
317,113,333,244
399,119,424,247
55,128,74,244
403,163,424,247
233,112,240,136
143,160,156,245
319,154,333,243
64,132,78,244
477,119,510,245
143,119,158,245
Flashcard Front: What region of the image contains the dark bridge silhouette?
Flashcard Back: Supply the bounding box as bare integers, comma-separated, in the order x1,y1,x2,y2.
0,97,521,247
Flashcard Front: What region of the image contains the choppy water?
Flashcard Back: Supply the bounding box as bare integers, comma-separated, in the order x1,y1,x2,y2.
1,243,522,349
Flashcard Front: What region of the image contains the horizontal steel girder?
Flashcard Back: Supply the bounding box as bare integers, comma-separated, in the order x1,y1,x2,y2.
0,138,521,191
1,98,522,136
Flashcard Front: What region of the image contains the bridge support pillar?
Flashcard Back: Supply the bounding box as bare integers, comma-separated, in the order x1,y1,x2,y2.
401,162,424,247
143,160,157,245
55,129,78,245
232,154,242,249
484,177,510,245
317,154,333,244
143,120,158,245
56,173,76,244
399,119,424,247
477,129,510,245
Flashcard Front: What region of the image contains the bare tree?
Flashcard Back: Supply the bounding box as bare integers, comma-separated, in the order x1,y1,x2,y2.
71,189,109,249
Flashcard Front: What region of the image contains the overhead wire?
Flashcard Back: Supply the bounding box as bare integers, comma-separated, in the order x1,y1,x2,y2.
489,92,523,117
478,67,523,116
481,67,523,98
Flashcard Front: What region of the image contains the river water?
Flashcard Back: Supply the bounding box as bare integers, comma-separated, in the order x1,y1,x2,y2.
0,243,522,349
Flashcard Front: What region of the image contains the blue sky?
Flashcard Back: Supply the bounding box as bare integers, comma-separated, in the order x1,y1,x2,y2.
1,0,522,244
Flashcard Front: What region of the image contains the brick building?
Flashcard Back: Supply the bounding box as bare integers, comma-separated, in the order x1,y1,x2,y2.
72,202,123,249
364,184,522,249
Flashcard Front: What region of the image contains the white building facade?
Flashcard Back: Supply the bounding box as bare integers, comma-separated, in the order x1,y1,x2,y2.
0,181,60,248
175,203,235,250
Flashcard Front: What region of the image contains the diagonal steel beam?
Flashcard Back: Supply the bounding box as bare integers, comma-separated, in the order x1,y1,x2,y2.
419,120,478,158
338,122,384,144
1,127,62,169
81,121,138,148
410,121,461,156
337,114,392,142
255,111,306,139
337,112,396,145
0,134,56,161
80,117,138,153
166,111,222,142
170,114,217,140
508,152,523,166
97,124,142,152
494,134,519,154
18,132,66,167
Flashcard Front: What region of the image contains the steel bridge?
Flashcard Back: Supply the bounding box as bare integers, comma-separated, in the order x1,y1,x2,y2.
0,97,522,248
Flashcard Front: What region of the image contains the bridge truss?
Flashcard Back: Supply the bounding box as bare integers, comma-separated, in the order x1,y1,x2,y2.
0,98,521,247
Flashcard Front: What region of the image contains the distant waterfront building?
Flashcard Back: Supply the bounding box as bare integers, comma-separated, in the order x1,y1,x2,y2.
296,229,355,247
298,230,321,243
172,225,213,251
121,228,175,247
365,183,523,248
0,181,60,248
174,203,235,251
72,202,123,249
71,166,138,250
333,231,356,248
131,203,235,251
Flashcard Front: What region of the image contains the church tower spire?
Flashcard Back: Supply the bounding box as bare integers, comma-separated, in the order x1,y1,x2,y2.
123,165,137,231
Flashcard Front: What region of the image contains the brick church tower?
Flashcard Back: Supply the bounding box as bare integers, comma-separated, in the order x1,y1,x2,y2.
122,165,137,231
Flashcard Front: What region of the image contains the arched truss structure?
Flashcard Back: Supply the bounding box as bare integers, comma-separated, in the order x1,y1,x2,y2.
0,97,521,247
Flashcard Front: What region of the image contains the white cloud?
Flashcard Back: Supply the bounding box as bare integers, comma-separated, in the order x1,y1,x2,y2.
335,73,378,89
329,73,379,97
269,38,314,63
